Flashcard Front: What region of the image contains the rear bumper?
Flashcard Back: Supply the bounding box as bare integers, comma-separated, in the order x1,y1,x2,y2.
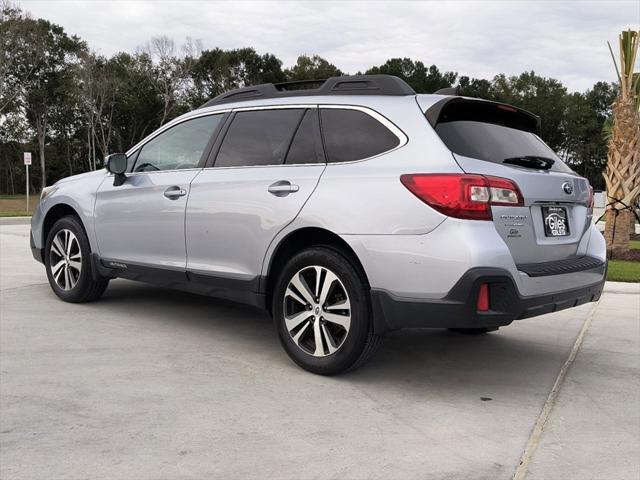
371,265,606,331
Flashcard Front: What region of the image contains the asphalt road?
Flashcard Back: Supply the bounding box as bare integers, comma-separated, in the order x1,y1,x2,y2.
1,221,638,480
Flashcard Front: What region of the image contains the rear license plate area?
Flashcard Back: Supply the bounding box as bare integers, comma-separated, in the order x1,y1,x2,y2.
542,206,570,237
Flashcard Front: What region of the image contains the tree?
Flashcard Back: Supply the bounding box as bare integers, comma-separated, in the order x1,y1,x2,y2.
603,30,640,257
562,82,616,189
284,55,342,81
3,6,86,190
457,76,494,100
190,47,285,105
366,58,457,93
144,36,200,125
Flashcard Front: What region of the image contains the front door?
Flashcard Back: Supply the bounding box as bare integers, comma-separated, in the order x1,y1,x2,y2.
95,114,224,269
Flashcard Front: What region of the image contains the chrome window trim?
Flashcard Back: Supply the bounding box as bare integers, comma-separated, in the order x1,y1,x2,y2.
125,110,230,157
319,104,408,165
123,103,408,172
203,103,407,169
232,104,317,112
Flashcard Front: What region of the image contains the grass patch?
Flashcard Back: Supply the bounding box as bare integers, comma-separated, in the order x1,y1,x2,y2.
607,260,640,283
0,211,31,217
630,240,640,250
0,195,39,217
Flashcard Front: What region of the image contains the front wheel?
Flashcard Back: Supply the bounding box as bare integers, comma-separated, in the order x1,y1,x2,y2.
272,247,382,375
45,216,109,303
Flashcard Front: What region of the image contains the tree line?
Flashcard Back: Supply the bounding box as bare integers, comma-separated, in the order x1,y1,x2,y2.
0,2,617,194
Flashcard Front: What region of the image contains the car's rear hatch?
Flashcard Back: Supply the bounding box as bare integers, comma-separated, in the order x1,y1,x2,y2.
424,97,592,265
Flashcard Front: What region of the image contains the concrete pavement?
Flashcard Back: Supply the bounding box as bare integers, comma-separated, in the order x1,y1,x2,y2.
1,222,638,479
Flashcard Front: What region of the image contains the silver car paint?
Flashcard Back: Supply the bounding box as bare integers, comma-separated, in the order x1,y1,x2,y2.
32,169,107,253
94,169,201,269
186,163,325,281
32,92,606,306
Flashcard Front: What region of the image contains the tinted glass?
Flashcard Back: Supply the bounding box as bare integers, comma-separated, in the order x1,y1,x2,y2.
216,109,304,167
285,109,323,165
320,109,400,163
435,121,573,173
134,115,222,172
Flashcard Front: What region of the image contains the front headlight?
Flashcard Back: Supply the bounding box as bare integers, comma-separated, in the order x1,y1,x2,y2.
40,186,57,202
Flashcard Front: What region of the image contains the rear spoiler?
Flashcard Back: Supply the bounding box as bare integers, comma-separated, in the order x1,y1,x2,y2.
425,97,541,135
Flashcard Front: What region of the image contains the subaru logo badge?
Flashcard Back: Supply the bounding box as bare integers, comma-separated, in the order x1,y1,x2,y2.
562,182,573,195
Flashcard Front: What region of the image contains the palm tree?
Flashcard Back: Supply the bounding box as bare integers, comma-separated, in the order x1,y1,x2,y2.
603,30,640,257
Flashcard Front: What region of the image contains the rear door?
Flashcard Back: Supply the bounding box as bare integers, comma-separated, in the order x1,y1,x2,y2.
427,98,591,264
185,107,325,290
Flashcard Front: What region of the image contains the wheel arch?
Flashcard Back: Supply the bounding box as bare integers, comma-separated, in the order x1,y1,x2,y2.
264,227,370,314
42,203,86,247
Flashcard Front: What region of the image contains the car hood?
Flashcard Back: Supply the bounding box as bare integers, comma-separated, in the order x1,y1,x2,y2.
55,169,108,186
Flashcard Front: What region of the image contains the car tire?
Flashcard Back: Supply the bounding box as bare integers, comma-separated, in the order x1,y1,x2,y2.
45,215,109,303
272,246,383,375
449,327,499,334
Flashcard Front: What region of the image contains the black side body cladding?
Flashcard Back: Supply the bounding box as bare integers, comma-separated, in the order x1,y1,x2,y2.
90,251,605,333
92,255,266,309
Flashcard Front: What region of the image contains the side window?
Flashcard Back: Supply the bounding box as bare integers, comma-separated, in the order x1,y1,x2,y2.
126,150,139,172
215,109,303,168
285,109,324,165
320,109,400,163
133,115,222,172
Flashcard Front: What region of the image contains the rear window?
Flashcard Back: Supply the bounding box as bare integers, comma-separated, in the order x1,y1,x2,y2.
432,99,572,173
435,121,573,173
320,109,399,163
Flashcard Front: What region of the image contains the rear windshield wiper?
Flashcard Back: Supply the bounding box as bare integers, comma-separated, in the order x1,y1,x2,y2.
503,156,555,170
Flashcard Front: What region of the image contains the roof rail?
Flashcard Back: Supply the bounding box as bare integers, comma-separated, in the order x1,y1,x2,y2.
433,86,460,96
200,75,416,108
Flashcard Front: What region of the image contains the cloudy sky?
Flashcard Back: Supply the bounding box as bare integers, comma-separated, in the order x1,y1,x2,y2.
20,0,639,92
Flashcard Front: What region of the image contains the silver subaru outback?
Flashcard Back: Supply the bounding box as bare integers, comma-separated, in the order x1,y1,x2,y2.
31,75,606,375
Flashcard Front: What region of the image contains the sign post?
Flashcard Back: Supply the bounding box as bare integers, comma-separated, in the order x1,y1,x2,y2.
23,152,32,213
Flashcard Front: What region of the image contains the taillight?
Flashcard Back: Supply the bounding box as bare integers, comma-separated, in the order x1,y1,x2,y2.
400,174,523,221
588,186,594,209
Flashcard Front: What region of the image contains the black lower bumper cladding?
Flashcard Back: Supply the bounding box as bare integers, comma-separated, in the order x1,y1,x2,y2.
370,266,606,332
30,231,44,264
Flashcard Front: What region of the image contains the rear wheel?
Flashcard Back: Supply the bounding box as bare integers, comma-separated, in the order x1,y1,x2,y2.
273,247,382,375
45,216,109,303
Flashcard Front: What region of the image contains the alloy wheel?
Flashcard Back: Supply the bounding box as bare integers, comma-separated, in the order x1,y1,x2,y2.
50,229,82,291
283,265,351,357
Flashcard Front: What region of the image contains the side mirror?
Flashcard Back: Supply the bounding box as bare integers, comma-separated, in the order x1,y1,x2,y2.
104,153,127,186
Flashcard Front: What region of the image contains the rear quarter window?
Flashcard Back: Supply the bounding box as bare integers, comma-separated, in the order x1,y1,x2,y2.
320,108,400,163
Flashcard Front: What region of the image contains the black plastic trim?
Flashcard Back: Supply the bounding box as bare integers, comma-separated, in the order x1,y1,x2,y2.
371,266,605,331
95,256,266,309
200,75,416,108
30,231,44,264
517,256,605,277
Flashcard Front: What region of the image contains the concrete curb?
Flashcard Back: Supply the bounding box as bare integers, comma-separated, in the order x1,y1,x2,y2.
604,281,640,294
0,217,31,225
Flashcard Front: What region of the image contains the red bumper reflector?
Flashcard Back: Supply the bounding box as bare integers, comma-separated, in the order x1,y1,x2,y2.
477,283,490,312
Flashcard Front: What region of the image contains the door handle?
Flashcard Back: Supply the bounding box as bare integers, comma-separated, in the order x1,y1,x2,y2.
163,186,187,199
268,181,299,197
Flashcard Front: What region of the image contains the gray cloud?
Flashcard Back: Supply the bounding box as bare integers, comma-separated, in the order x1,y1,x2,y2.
20,0,639,92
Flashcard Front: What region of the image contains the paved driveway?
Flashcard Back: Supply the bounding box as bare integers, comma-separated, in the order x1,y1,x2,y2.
1,221,638,479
